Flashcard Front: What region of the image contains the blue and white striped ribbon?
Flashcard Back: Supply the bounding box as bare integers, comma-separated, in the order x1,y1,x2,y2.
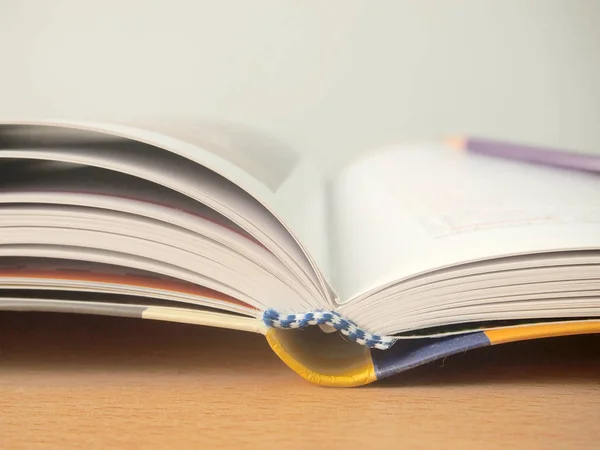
262,309,396,350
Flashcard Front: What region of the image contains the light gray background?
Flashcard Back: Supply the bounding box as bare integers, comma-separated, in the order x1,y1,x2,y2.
1,0,598,171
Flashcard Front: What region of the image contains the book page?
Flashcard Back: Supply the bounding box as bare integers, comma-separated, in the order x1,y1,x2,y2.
330,143,600,302
0,257,257,316
0,121,333,306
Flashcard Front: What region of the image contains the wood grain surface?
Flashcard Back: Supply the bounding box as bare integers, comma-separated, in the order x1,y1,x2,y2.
1,312,599,449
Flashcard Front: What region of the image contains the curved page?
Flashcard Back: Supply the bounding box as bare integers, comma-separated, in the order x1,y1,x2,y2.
0,120,333,308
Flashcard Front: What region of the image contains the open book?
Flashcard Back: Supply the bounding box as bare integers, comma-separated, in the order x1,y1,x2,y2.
1,119,599,387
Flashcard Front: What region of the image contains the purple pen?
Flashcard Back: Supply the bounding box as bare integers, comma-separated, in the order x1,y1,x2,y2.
446,136,600,174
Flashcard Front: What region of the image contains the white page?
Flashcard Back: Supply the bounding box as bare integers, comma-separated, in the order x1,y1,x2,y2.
0,206,313,310
0,121,332,307
0,120,333,304
0,253,255,315
119,118,333,279
331,143,600,302
0,165,312,302
0,281,252,316
0,244,253,303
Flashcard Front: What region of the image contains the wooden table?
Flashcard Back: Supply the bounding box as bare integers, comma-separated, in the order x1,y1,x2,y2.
1,312,599,449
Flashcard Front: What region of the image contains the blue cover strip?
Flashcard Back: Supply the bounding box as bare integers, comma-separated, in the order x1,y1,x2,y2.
371,332,491,380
